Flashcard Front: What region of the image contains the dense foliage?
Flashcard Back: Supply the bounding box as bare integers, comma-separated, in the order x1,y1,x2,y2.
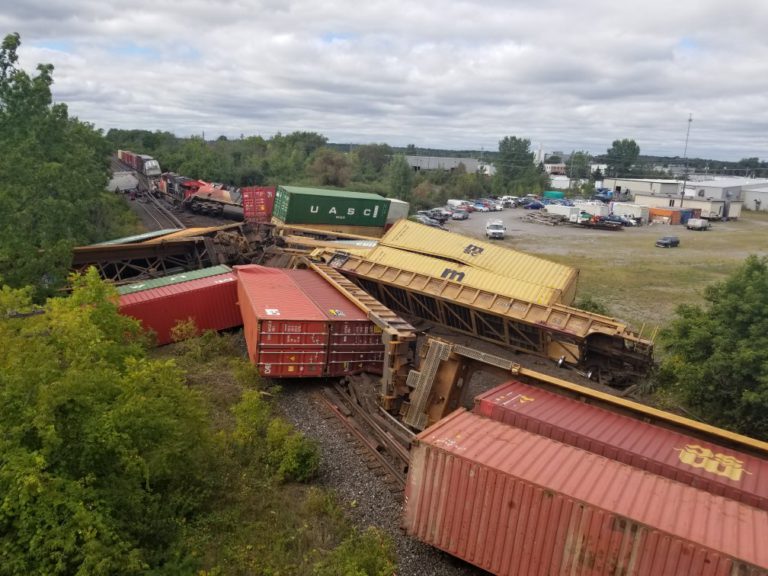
0,33,138,296
658,255,768,440
0,272,395,574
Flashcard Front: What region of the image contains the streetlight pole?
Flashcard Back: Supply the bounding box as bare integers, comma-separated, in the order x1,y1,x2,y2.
680,113,693,207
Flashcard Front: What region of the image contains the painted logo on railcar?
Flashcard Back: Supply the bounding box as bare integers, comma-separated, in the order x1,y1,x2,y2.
676,444,750,482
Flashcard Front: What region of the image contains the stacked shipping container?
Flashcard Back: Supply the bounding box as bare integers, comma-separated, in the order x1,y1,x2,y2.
118,266,240,345
404,409,768,576
235,265,384,378
474,380,768,510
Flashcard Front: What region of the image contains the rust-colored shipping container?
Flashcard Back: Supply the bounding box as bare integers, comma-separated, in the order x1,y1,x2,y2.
235,265,328,377
118,272,240,345
241,186,276,223
404,409,768,576
649,206,682,224
474,381,768,511
285,269,384,376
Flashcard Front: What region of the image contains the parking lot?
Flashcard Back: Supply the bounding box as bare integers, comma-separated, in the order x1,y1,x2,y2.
442,207,768,328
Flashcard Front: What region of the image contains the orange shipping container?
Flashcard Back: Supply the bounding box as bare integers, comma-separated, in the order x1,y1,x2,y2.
236,265,328,378
649,207,682,225
404,409,768,576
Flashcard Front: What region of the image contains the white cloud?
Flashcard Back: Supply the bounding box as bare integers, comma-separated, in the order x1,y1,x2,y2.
4,0,768,159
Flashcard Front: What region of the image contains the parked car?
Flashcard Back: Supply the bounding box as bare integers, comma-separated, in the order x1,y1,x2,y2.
485,220,506,239
473,203,490,212
451,209,469,220
524,201,545,210
655,236,680,248
604,214,636,227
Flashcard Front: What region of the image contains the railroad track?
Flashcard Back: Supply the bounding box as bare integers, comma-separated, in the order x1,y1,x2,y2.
317,382,412,494
135,192,186,231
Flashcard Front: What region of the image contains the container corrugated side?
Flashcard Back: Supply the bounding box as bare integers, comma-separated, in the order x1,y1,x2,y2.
241,186,276,223
235,265,328,378
379,220,578,304
363,245,560,306
118,272,240,345
474,380,768,511
285,269,384,376
274,185,390,227
117,265,232,295
404,409,768,576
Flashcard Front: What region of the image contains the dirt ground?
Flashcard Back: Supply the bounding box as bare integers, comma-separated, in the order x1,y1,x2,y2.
445,208,768,328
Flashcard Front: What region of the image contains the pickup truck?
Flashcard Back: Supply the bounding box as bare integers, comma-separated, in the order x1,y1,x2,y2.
485,220,506,240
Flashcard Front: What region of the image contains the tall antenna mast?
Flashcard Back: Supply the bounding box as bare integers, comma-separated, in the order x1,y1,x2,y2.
680,113,693,207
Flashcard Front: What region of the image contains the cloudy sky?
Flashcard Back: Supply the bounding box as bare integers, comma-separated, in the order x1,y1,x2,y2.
3,0,767,160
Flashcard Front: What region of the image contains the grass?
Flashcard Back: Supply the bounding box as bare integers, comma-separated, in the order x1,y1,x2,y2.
514,210,768,329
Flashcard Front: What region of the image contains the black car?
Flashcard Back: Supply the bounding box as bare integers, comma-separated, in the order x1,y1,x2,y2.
655,236,680,248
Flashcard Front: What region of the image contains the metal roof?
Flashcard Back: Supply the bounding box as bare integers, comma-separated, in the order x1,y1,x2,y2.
91,229,182,246
379,220,578,304
278,185,387,201
117,265,233,295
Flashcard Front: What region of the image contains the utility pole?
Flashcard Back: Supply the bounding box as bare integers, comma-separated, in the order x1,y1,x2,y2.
680,113,693,207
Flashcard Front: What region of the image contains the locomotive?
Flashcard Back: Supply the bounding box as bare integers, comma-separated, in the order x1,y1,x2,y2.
116,150,161,179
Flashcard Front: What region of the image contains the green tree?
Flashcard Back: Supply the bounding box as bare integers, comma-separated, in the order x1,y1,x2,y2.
0,269,220,573
0,33,135,296
494,136,535,185
354,143,392,181
658,255,768,440
309,148,353,187
566,151,591,180
605,138,640,177
388,154,413,201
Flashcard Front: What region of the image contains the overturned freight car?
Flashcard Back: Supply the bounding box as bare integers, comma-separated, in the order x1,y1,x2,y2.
404,409,768,576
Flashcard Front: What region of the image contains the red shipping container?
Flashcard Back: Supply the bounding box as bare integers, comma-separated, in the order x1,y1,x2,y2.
235,265,328,377
405,409,768,576
474,381,768,511
284,269,384,376
118,272,240,345
241,186,276,223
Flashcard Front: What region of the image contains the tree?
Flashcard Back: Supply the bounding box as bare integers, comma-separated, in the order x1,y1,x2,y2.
354,143,392,181
493,136,548,195
0,269,220,573
566,151,591,180
494,136,535,185
658,255,768,440
308,147,353,187
545,155,562,164
605,139,640,177
388,154,413,201
0,33,135,296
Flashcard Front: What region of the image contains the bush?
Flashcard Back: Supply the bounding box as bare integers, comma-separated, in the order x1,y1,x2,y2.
313,527,396,576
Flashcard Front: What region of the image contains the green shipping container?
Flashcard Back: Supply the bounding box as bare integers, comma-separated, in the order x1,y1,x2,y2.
117,265,233,295
543,190,565,200
273,186,390,227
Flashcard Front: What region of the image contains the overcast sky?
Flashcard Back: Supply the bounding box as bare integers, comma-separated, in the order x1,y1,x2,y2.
3,1,767,160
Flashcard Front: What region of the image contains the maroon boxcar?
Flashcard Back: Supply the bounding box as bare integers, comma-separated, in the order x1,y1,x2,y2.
285,269,384,376
236,265,328,377
474,380,768,511
118,271,240,345
241,186,276,223
404,409,768,576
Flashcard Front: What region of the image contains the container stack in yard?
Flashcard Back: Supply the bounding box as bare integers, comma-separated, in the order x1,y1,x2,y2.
236,265,385,378
404,409,768,576
474,380,768,510
118,265,240,345
271,185,391,237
